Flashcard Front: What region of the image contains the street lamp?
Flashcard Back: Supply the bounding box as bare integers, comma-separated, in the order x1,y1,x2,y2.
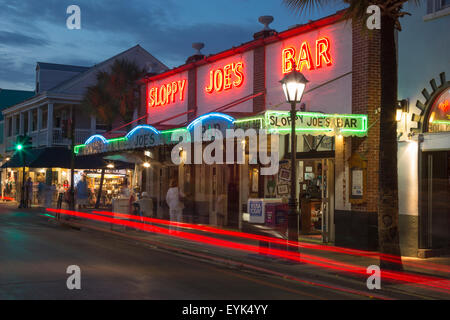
280,69,309,242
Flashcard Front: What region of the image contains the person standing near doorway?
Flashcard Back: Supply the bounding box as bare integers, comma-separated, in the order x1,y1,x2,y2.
37,180,45,206
25,177,33,208
166,179,184,233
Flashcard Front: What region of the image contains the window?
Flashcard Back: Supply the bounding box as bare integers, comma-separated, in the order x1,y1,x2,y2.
425,0,450,20
427,88,450,133
15,116,19,135
32,109,37,131
7,117,12,137
24,112,28,133
42,109,48,129
96,118,109,131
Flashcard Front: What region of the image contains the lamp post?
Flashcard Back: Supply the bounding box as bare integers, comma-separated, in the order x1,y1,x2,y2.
280,69,309,243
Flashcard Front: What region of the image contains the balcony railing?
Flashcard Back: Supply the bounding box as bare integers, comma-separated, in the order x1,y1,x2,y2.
52,128,93,145
5,128,127,152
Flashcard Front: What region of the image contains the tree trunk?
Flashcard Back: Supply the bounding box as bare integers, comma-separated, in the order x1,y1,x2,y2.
378,15,403,270
95,168,105,209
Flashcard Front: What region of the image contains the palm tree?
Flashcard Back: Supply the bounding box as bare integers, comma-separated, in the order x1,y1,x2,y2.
81,59,145,208
82,71,118,131
82,59,145,131
283,0,420,270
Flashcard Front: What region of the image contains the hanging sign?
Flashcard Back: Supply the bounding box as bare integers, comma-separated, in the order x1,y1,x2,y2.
125,125,160,148
265,111,367,136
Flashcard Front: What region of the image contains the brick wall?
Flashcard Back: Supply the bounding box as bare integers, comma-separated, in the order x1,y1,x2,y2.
187,68,197,122
351,19,381,213
253,46,265,113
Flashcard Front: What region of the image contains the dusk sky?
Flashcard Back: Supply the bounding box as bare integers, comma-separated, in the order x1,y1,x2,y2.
0,0,346,91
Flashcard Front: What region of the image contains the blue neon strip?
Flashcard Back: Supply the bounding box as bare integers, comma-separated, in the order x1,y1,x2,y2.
186,112,235,131
125,125,160,139
84,134,108,145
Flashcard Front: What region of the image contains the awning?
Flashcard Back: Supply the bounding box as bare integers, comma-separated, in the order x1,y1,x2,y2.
1,147,133,169
74,111,369,156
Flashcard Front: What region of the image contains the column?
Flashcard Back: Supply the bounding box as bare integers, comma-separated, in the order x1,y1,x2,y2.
28,110,32,133
4,116,9,150
47,103,53,146
37,108,42,131
19,113,24,135
11,115,17,138
132,108,138,128
37,107,42,146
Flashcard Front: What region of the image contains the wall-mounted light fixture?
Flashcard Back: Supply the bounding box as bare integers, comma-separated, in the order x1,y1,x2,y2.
396,99,409,122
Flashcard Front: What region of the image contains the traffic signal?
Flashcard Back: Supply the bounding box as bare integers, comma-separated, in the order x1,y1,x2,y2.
15,135,32,152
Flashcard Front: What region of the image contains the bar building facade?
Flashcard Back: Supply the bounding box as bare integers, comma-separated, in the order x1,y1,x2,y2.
76,11,402,252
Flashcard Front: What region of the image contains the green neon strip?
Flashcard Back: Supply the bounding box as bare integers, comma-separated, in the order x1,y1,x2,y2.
74,145,85,154
161,128,189,134
264,110,368,135
268,128,334,133
431,120,450,125
234,116,264,123
108,137,128,143
234,116,264,130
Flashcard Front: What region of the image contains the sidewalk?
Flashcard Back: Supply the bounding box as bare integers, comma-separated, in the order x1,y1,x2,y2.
7,202,450,299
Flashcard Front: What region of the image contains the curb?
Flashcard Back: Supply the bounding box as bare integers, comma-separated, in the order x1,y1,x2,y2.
54,217,392,300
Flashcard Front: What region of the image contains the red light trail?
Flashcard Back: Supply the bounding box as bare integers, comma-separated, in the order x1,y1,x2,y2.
91,210,450,275
47,208,450,293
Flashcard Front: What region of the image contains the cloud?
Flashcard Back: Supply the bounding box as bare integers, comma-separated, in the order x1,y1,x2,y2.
0,31,50,47
0,0,346,89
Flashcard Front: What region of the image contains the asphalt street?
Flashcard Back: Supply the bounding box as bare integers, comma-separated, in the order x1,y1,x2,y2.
0,205,376,300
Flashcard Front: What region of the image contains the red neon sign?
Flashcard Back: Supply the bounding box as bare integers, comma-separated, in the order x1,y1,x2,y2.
438,100,449,113
148,79,186,108
205,62,244,93
282,36,332,74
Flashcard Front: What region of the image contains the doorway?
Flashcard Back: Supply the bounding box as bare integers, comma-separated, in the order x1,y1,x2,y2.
298,158,335,243
420,151,450,249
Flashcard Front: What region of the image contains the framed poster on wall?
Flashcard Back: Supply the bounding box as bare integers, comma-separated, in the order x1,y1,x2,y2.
349,153,367,204
277,184,289,195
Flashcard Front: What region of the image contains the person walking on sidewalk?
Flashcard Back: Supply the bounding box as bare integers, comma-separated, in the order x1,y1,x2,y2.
165,179,184,233
76,174,88,210
57,184,65,209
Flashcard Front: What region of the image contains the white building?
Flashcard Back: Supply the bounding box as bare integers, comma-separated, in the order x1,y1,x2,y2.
1,45,168,155
397,0,450,257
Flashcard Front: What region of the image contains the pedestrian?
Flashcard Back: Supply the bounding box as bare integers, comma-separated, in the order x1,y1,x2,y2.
45,184,56,208
165,179,185,233
37,180,45,206
57,184,66,209
25,177,33,208
75,174,88,210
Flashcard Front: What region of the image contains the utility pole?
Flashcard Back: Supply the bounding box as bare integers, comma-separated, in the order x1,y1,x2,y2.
69,105,75,210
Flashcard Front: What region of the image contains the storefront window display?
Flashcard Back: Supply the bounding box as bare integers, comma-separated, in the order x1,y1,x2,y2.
428,88,450,133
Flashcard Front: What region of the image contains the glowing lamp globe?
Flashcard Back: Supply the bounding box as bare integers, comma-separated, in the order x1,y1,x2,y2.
280,69,309,103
